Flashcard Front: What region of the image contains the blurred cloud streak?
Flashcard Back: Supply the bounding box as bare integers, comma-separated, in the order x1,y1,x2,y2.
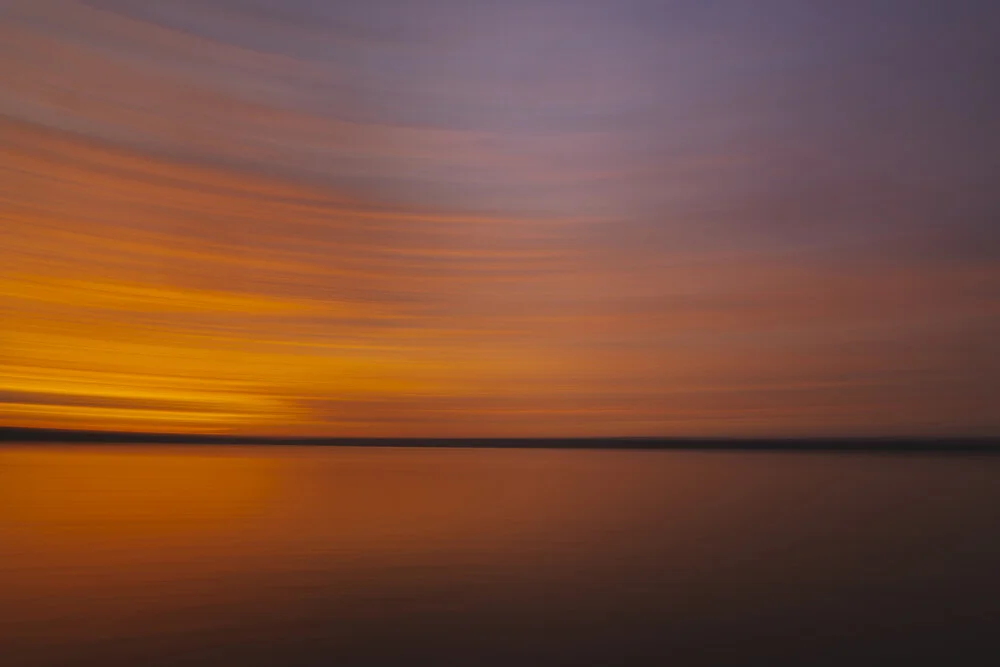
1,0,997,436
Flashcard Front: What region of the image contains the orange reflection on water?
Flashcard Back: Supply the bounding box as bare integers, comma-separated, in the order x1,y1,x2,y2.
0,447,277,536
0,445,642,639
0,446,628,567
0,446,672,662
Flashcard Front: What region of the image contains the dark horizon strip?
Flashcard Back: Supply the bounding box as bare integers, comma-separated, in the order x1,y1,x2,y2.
3,427,998,452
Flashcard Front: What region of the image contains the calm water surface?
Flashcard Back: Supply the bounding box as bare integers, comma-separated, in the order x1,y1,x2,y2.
2,445,999,666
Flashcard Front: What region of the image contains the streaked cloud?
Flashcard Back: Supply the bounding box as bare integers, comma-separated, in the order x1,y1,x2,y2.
2,0,997,436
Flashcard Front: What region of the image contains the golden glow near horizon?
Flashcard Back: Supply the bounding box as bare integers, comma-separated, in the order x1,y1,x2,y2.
1,106,588,435
2,0,997,437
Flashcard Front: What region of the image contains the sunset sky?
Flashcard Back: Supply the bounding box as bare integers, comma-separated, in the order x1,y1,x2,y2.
2,0,997,437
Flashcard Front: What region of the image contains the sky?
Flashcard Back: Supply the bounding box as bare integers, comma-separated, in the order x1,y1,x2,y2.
1,0,997,437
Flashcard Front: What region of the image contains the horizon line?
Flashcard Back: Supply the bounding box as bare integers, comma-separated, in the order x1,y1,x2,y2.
2,427,998,451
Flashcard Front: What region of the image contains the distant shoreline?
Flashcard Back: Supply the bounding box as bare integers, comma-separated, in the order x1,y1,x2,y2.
1,427,998,452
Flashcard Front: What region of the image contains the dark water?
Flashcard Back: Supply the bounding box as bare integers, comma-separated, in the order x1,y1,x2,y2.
2,445,999,666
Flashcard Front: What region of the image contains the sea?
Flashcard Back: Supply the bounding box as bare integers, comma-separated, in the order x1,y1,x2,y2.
2,444,998,666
